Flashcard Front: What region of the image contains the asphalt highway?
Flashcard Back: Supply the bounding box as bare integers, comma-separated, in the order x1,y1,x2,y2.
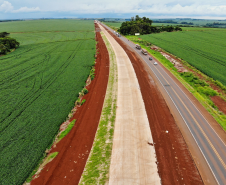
101,23,226,185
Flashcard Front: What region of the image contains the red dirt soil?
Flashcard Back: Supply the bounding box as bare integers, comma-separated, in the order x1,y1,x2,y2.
31,24,109,185
211,96,226,115
103,26,203,185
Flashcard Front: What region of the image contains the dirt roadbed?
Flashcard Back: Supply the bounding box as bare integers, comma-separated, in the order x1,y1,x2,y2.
104,26,204,185
100,24,160,184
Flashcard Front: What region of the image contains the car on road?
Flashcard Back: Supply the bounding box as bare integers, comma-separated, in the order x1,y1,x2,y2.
149,57,152,60
154,62,157,65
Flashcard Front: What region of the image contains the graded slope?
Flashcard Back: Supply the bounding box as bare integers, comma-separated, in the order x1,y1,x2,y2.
99,24,160,184
0,20,95,184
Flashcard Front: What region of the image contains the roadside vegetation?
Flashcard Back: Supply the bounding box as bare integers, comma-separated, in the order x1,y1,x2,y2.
0,20,96,185
58,119,76,141
126,35,226,130
118,15,182,35
25,152,59,183
80,31,117,184
103,18,226,29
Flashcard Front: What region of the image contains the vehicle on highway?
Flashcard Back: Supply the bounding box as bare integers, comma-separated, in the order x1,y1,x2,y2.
116,33,121,37
141,48,148,55
149,57,152,60
154,62,157,65
136,44,141,49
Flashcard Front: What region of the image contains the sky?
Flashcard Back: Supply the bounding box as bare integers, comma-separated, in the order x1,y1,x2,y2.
0,0,226,20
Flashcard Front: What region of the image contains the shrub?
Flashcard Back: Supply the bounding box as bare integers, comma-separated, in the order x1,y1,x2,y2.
90,67,95,80
197,86,218,97
81,99,86,105
83,88,88,94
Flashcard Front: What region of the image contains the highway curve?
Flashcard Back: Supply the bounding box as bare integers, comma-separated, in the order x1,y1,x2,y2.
101,23,226,185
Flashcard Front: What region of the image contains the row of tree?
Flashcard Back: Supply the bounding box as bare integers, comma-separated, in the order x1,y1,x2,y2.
0,32,20,55
119,15,182,35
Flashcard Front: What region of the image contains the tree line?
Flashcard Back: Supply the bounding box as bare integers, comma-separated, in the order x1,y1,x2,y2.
119,15,182,35
0,32,20,55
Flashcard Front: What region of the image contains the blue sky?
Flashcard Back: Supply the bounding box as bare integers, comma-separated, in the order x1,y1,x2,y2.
0,0,226,19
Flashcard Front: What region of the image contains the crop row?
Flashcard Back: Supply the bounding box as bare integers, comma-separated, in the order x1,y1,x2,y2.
0,21,95,185
0,20,95,33
140,29,226,85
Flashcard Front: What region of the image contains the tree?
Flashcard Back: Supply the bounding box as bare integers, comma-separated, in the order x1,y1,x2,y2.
0,34,20,55
119,15,182,35
135,15,141,21
0,32,10,38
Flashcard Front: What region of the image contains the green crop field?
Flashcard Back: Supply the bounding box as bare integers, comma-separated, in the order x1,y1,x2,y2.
103,22,122,29
0,20,95,184
140,28,226,85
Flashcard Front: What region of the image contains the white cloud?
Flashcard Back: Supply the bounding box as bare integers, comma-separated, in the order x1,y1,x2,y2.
0,1,13,12
1,0,226,18
37,0,226,16
0,1,40,13
13,6,40,13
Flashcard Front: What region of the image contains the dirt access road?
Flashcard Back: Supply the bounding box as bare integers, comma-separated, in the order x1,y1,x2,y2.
99,24,160,184
101,24,203,185
31,24,109,185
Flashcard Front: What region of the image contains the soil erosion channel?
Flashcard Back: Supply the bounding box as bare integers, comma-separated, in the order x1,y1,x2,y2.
31,24,109,185
101,24,204,185
99,24,160,184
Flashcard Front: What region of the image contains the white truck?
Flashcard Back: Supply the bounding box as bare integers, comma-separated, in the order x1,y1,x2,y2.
141,48,148,55
136,44,141,49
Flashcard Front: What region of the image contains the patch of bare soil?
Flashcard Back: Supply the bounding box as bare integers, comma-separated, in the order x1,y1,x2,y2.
104,26,203,185
161,52,188,72
211,96,226,115
150,45,188,73
30,23,109,185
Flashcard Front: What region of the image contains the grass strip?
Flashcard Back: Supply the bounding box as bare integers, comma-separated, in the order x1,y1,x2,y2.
58,119,76,141
125,35,226,130
79,31,118,184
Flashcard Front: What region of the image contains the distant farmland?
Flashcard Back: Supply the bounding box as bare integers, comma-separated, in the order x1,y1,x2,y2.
103,22,122,29
0,20,95,184
140,28,226,85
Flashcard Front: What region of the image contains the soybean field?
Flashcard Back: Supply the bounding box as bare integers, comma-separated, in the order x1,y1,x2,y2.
103,22,122,29
0,20,95,184
140,28,226,85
